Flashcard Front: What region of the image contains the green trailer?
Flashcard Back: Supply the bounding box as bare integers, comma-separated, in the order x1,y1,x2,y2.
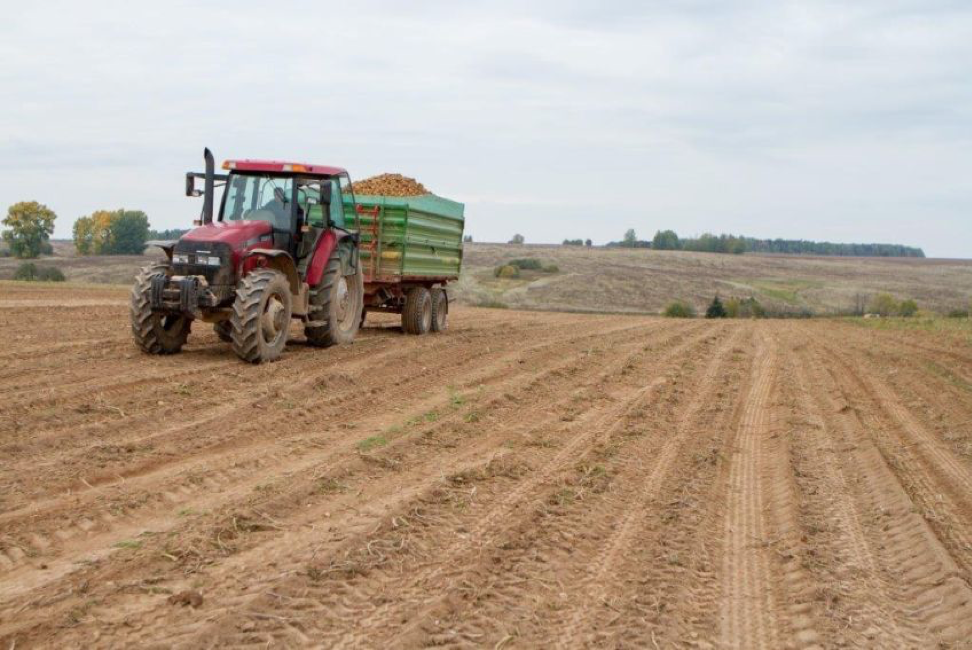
344,193,465,333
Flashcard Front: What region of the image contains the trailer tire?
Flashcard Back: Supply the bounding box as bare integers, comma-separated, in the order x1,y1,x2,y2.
430,288,448,332
305,248,363,347
213,321,233,343
402,287,432,335
130,263,191,355
231,269,292,364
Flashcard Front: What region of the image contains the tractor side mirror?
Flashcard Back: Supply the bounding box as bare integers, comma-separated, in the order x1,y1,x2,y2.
185,173,202,197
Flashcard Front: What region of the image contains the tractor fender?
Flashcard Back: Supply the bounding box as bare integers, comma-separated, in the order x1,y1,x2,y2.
306,230,357,286
242,249,301,294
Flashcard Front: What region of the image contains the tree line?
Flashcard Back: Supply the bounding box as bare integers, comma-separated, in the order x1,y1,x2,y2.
1,200,181,259
605,229,923,257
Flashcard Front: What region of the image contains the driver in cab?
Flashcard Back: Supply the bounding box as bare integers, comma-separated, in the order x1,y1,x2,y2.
262,187,294,229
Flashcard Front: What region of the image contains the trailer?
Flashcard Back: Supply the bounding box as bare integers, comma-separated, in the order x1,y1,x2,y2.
310,193,465,334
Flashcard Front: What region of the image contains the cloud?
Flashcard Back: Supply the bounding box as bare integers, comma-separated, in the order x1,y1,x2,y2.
0,1,969,256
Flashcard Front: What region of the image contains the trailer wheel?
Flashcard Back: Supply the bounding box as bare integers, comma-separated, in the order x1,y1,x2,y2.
402,287,432,335
305,248,363,347
213,321,233,343
231,269,292,363
430,288,448,332
131,263,191,354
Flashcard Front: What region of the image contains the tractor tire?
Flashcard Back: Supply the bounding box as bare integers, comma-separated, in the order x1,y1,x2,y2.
430,288,448,332
130,263,191,355
213,321,233,343
402,287,432,335
305,248,363,347
230,269,292,364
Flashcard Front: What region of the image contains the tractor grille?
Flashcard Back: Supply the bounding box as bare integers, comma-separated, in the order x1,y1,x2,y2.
172,241,235,302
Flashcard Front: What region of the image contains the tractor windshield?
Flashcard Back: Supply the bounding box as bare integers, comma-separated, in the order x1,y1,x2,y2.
220,173,294,230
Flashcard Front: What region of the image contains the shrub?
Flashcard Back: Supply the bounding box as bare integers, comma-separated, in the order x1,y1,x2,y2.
13,262,38,281
706,295,727,319
869,293,898,317
947,309,969,319
740,297,766,318
724,298,739,318
542,264,560,273
37,266,66,282
898,299,918,317
494,264,520,278
508,258,543,271
664,301,696,318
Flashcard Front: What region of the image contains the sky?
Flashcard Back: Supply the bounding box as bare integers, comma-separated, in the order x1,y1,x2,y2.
0,0,969,257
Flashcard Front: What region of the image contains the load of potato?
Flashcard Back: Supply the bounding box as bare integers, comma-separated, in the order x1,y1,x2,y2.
350,173,430,197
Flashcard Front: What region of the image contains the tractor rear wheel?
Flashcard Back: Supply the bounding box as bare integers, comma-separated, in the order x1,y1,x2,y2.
402,287,432,335
230,269,292,363
130,263,191,354
305,248,363,347
213,321,233,343
430,288,448,332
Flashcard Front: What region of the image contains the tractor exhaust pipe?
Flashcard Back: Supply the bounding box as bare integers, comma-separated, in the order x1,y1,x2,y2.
202,147,215,224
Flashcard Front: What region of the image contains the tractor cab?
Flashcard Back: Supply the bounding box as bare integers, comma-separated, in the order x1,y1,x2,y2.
214,161,356,266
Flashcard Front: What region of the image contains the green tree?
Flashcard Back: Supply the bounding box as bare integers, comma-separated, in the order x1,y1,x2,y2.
109,210,150,254
73,209,150,255
706,295,727,318
585,239,592,247
2,201,57,258
73,216,95,255
509,233,525,245
652,229,680,250
622,229,637,247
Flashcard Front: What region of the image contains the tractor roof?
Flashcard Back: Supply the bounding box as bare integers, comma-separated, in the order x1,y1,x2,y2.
222,159,347,176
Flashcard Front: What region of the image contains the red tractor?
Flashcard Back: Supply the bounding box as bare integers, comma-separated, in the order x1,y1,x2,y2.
131,149,364,363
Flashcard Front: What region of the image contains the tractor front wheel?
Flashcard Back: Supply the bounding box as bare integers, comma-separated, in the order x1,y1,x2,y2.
402,287,432,335
130,263,191,354
230,269,292,363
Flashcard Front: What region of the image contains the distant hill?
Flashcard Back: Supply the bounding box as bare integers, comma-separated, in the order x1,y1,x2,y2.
2,241,967,316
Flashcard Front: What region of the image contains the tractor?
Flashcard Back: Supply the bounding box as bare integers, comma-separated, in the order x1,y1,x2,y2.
131,149,363,363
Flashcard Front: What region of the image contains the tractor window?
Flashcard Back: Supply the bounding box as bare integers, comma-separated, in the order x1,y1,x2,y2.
329,179,345,228
221,174,293,230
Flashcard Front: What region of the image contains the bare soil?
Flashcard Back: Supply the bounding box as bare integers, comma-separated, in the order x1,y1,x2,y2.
2,284,972,648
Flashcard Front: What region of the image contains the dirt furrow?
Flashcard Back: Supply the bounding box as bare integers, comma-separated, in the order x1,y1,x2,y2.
782,329,935,646
131,324,718,649
717,333,785,649
0,320,700,646
810,335,972,579
0,319,666,588
551,328,745,648
800,329,972,644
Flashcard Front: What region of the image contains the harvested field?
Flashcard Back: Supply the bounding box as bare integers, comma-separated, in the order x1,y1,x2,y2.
2,283,972,648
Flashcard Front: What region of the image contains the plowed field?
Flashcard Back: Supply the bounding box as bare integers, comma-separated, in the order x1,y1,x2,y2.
2,283,972,648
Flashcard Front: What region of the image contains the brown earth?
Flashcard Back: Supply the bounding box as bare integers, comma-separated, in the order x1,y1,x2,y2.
2,283,972,648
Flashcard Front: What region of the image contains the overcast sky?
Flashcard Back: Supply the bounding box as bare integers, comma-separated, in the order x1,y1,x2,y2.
1,1,969,257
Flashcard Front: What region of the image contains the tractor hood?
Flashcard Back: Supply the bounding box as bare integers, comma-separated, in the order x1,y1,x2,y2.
181,220,272,248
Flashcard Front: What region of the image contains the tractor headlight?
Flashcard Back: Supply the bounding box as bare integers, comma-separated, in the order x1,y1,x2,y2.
204,256,222,266
173,253,189,264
